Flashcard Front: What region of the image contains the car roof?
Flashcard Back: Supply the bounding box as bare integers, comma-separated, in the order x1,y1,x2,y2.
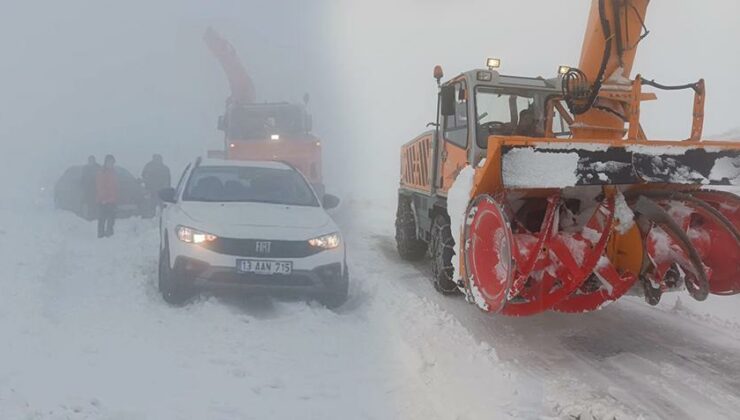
197,158,293,171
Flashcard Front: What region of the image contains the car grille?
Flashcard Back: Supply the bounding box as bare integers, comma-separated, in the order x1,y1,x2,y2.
202,238,321,258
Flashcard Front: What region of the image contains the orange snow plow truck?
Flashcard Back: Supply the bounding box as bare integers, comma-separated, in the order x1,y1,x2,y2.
204,28,324,196
396,0,740,316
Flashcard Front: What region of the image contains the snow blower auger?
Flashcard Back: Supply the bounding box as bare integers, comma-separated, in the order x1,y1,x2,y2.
395,0,740,316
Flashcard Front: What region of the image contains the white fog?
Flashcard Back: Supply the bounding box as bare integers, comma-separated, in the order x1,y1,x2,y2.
1,1,739,418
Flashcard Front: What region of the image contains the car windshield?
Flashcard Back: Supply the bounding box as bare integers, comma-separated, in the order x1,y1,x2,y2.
227,104,306,139
183,166,319,206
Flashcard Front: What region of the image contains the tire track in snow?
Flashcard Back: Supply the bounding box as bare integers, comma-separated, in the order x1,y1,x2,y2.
369,233,740,419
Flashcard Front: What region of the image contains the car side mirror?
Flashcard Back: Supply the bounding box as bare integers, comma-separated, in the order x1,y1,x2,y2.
322,194,340,210
440,85,456,117
159,187,177,204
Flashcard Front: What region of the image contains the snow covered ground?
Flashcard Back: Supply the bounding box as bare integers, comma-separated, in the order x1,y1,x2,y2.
1,192,739,419
359,198,740,420
0,197,531,419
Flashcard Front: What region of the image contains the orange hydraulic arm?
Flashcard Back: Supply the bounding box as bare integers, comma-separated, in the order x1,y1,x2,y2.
567,0,651,140
203,27,256,104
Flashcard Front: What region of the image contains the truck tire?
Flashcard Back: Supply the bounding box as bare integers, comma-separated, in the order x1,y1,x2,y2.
430,215,460,294
395,195,427,260
158,239,194,305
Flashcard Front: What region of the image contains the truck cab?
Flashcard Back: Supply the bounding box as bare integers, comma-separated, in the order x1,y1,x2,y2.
219,102,324,196
413,68,565,195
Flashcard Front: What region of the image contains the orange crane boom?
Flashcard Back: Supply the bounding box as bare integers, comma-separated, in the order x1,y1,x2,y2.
203,27,256,105
573,0,650,139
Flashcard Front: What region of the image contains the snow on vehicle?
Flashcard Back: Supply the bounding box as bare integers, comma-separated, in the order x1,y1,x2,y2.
157,158,347,307
395,0,740,316
204,28,324,197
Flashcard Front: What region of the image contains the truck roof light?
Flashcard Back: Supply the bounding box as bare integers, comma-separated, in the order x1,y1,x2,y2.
477,71,493,82
486,58,501,70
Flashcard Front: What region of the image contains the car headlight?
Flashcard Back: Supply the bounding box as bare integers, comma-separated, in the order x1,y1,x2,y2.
176,225,218,244
308,232,341,250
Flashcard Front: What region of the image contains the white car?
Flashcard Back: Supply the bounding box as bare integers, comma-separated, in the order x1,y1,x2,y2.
157,158,348,307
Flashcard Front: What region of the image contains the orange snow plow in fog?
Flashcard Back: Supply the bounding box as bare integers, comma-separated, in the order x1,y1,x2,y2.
204,28,324,195
395,0,740,316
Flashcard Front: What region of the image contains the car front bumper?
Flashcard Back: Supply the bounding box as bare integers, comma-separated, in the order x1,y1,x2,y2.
168,230,347,295
172,256,346,296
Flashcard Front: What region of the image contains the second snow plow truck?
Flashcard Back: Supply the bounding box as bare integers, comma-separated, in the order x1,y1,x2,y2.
204,28,324,196
396,0,740,316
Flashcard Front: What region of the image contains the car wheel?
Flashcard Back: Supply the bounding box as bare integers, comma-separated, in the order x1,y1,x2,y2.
158,239,194,305
430,215,460,295
395,195,427,260
320,267,349,309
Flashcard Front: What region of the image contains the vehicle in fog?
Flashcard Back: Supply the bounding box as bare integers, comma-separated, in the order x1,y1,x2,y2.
204,28,324,196
54,165,155,220
395,0,740,316
157,158,347,307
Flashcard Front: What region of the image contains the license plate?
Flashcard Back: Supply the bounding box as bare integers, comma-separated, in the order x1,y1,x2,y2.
237,259,293,275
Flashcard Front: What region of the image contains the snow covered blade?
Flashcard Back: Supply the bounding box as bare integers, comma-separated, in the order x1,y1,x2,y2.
499,140,740,188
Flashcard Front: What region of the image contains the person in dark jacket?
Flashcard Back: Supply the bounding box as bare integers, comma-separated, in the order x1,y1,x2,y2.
141,154,171,207
514,108,537,137
80,155,100,219
96,155,118,238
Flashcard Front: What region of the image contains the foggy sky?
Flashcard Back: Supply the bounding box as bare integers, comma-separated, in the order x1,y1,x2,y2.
0,0,330,189
1,0,739,200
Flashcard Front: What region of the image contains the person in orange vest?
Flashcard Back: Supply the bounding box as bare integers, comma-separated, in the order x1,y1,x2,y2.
96,155,119,238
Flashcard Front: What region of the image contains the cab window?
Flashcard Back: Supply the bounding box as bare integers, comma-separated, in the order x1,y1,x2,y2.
551,102,573,138
227,105,306,139
442,82,468,148
475,87,538,148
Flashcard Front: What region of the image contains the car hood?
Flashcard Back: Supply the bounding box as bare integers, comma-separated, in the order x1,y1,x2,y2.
178,201,334,239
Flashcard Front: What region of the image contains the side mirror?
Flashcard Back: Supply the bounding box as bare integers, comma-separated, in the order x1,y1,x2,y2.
159,187,177,204
217,115,226,131
322,194,340,210
440,85,456,117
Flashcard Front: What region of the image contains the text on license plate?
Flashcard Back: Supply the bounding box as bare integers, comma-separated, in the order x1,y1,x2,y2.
237,259,293,275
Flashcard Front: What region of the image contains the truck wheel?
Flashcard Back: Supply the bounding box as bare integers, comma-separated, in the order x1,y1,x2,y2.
395,195,427,260
158,240,194,305
430,215,460,294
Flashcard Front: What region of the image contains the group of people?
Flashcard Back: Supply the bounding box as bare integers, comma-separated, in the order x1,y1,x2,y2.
80,154,171,238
